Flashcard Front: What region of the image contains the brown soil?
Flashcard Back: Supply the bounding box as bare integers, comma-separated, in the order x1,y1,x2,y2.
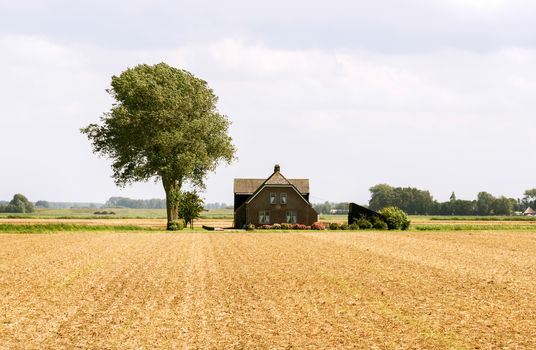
1,231,536,348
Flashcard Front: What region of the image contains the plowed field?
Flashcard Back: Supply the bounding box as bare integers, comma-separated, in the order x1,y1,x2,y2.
1,231,536,349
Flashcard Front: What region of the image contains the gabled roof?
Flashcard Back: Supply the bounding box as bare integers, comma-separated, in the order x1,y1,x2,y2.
234,178,309,194
245,166,311,206
524,207,536,214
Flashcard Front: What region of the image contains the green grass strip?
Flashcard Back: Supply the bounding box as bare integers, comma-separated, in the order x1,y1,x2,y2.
427,216,536,221
414,224,536,231
0,223,159,233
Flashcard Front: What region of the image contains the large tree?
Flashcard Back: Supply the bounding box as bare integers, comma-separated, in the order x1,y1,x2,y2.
0,194,34,213
476,191,495,215
82,63,235,226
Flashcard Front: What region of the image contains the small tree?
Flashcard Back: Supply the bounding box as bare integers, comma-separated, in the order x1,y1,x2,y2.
179,191,204,229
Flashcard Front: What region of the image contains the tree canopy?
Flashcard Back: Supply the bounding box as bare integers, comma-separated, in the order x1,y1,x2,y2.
368,184,525,216
82,63,235,225
0,194,34,213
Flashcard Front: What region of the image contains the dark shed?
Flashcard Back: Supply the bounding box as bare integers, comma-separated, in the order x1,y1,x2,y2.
348,203,384,224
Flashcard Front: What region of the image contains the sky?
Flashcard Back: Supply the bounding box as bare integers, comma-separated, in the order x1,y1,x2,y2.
1,0,535,205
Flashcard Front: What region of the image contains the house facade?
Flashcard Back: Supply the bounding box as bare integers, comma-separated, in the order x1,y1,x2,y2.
234,165,319,228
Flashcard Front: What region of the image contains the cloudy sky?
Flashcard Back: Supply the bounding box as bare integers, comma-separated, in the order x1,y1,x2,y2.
1,0,535,205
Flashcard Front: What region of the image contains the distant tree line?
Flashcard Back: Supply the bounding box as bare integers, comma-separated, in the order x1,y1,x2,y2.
313,202,349,215
34,201,101,209
204,202,232,210
368,184,536,215
102,196,231,210
0,194,34,213
104,197,166,209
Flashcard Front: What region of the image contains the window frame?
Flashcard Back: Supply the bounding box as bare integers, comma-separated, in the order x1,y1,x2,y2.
259,210,271,224
280,193,287,205
269,192,276,205
286,210,297,224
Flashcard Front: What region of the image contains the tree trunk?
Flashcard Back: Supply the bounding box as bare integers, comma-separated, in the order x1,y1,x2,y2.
163,177,181,228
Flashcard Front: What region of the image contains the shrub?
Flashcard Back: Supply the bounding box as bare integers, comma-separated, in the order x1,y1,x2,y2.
294,224,307,230
261,224,272,230
311,222,326,230
245,223,255,231
349,223,359,230
167,219,185,231
379,207,411,230
340,223,349,230
329,222,340,230
355,216,373,229
94,210,116,215
280,223,290,230
272,223,281,230
371,216,388,230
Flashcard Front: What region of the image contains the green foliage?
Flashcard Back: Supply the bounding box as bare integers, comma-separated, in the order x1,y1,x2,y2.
451,200,476,216
340,223,349,230
104,197,166,209
313,201,349,214
371,216,388,230
280,223,290,230
272,223,282,230
35,200,50,208
0,223,155,233
491,196,514,215
369,184,435,215
245,223,255,231
0,194,34,213
521,189,536,211
476,192,495,215
379,207,411,230
428,216,536,221
348,223,359,230
81,63,236,226
178,191,204,229
414,224,536,231
167,219,185,231
93,211,116,215
354,216,373,229
369,184,521,216
328,222,340,230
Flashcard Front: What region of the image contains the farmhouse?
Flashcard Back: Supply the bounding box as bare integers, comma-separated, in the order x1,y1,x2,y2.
523,207,536,216
233,165,319,228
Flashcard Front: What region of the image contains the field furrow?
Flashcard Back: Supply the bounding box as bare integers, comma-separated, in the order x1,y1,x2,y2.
1,231,536,349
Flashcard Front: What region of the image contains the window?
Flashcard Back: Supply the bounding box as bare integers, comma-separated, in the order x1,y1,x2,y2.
286,211,297,224
280,193,287,205
259,210,270,224
270,193,276,204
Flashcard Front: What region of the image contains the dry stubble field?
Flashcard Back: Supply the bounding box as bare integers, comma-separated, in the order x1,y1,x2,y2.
1,230,536,349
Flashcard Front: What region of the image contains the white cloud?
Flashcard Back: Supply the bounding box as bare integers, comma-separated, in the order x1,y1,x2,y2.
0,34,535,204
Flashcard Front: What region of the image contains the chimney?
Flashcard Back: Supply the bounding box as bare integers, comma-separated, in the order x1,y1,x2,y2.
274,164,280,172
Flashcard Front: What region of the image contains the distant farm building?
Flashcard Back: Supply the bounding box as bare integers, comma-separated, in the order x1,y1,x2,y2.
233,165,319,228
523,207,536,216
348,203,384,225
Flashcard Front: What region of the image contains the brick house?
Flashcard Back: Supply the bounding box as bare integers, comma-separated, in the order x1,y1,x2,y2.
233,165,319,228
